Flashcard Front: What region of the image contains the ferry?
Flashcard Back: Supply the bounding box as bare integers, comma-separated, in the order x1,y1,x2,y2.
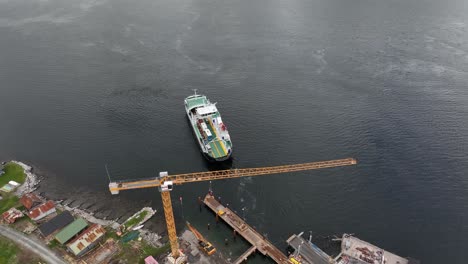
184,91,232,161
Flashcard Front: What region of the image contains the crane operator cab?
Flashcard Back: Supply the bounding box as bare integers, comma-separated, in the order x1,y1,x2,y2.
159,171,173,192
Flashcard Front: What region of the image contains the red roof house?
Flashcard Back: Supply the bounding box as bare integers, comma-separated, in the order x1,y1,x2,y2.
28,200,56,221
20,193,43,210
2,208,24,224
66,224,106,256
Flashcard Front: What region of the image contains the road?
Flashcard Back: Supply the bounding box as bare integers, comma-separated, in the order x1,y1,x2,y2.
0,224,67,264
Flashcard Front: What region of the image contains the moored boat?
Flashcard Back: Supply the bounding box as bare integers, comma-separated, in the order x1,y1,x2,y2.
184,91,232,161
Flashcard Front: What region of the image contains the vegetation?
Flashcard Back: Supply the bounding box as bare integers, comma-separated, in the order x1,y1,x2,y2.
0,162,26,214
141,242,170,260
0,163,26,214
123,210,148,229
0,195,20,214
104,227,120,240
47,239,62,249
0,235,18,263
0,162,26,187
0,236,42,264
112,240,170,264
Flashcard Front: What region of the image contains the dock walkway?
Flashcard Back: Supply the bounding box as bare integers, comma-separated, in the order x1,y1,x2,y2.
204,194,290,264
233,246,257,264
286,233,332,264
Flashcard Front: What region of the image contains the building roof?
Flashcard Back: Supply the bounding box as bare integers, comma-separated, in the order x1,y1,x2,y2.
145,256,159,264
67,224,106,255
2,208,24,224
38,211,74,237
28,200,56,220
55,218,88,244
20,193,43,210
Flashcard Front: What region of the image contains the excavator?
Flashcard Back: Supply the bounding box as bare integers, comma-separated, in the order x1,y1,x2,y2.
109,157,357,263
186,221,216,256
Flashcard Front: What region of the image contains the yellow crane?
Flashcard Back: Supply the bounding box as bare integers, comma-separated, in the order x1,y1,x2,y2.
108,158,357,262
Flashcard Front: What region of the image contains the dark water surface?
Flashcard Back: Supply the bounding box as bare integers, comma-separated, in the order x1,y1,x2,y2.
1,0,468,263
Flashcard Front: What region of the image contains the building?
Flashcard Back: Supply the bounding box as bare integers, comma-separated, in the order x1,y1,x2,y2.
2,208,24,224
38,211,75,237
145,256,159,264
20,193,43,210
28,200,56,221
66,224,106,256
55,218,88,244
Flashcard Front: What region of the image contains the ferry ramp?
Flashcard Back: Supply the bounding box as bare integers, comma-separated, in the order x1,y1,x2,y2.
286,234,332,264
209,140,227,158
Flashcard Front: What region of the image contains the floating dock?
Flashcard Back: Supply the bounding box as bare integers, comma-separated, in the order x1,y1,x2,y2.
286,232,332,264
203,194,290,264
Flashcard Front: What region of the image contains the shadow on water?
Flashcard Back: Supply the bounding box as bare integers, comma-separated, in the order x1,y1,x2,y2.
204,158,233,171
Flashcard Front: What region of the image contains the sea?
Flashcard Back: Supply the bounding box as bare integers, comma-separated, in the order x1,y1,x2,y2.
0,0,467,263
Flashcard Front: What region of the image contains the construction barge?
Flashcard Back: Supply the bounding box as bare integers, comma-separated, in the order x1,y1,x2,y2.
335,234,419,264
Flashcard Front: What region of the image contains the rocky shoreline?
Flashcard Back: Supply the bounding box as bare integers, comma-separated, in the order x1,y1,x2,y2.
11,161,41,196
8,160,164,246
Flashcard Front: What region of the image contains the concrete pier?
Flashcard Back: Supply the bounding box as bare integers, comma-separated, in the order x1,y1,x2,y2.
203,194,290,264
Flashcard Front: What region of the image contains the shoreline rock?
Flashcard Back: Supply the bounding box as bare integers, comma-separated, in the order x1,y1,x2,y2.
11,160,41,196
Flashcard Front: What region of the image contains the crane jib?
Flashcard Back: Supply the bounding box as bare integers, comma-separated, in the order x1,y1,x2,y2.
108,158,357,192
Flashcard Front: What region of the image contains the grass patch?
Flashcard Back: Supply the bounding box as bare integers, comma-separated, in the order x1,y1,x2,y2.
47,239,61,249
104,227,120,241
0,235,19,263
114,241,170,264
0,235,43,264
123,211,148,229
0,162,26,187
0,195,20,214
141,242,170,258
0,162,26,214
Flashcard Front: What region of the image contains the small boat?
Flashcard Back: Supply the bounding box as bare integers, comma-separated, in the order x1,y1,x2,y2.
132,225,144,231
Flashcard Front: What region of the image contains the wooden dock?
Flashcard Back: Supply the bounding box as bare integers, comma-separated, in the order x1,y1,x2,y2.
203,194,290,264
233,246,257,264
